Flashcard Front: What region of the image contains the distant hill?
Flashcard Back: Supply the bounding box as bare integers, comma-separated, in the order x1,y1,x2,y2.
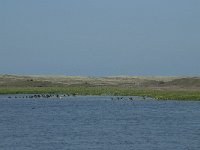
0,74,199,90
163,77,200,88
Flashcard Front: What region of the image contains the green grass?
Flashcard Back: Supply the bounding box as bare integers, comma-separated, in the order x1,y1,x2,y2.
0,86,200,100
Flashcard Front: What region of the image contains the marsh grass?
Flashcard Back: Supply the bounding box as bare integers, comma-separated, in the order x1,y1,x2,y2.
0,86,200,100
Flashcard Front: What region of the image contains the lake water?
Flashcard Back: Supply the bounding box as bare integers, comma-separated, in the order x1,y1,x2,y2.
0,95,200,150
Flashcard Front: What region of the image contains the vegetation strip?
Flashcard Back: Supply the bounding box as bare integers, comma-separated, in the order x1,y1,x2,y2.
1,75,200,100
0,87,200,100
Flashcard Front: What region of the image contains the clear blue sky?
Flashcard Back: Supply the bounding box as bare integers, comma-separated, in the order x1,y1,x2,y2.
0,0,200,76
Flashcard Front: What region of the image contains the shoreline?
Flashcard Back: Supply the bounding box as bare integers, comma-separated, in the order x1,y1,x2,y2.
0,75,200,101
0,87,200,101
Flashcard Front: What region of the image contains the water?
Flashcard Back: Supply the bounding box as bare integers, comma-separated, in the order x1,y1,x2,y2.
0,95,200,150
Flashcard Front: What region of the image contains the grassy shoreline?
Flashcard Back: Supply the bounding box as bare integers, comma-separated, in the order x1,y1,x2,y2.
1,75,200,100
1,86,200,101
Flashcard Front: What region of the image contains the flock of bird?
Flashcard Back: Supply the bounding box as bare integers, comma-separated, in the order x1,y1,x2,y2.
7,94,75,99
6,94,146,100
111,96,146,101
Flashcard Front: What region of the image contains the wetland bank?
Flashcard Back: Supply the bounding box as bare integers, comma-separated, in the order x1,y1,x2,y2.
0,74,200,100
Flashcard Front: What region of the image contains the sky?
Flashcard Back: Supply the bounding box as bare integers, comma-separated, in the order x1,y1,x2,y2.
0,0,200,76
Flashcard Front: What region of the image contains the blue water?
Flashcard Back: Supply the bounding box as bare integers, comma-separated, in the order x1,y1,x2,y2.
0,95,200,150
